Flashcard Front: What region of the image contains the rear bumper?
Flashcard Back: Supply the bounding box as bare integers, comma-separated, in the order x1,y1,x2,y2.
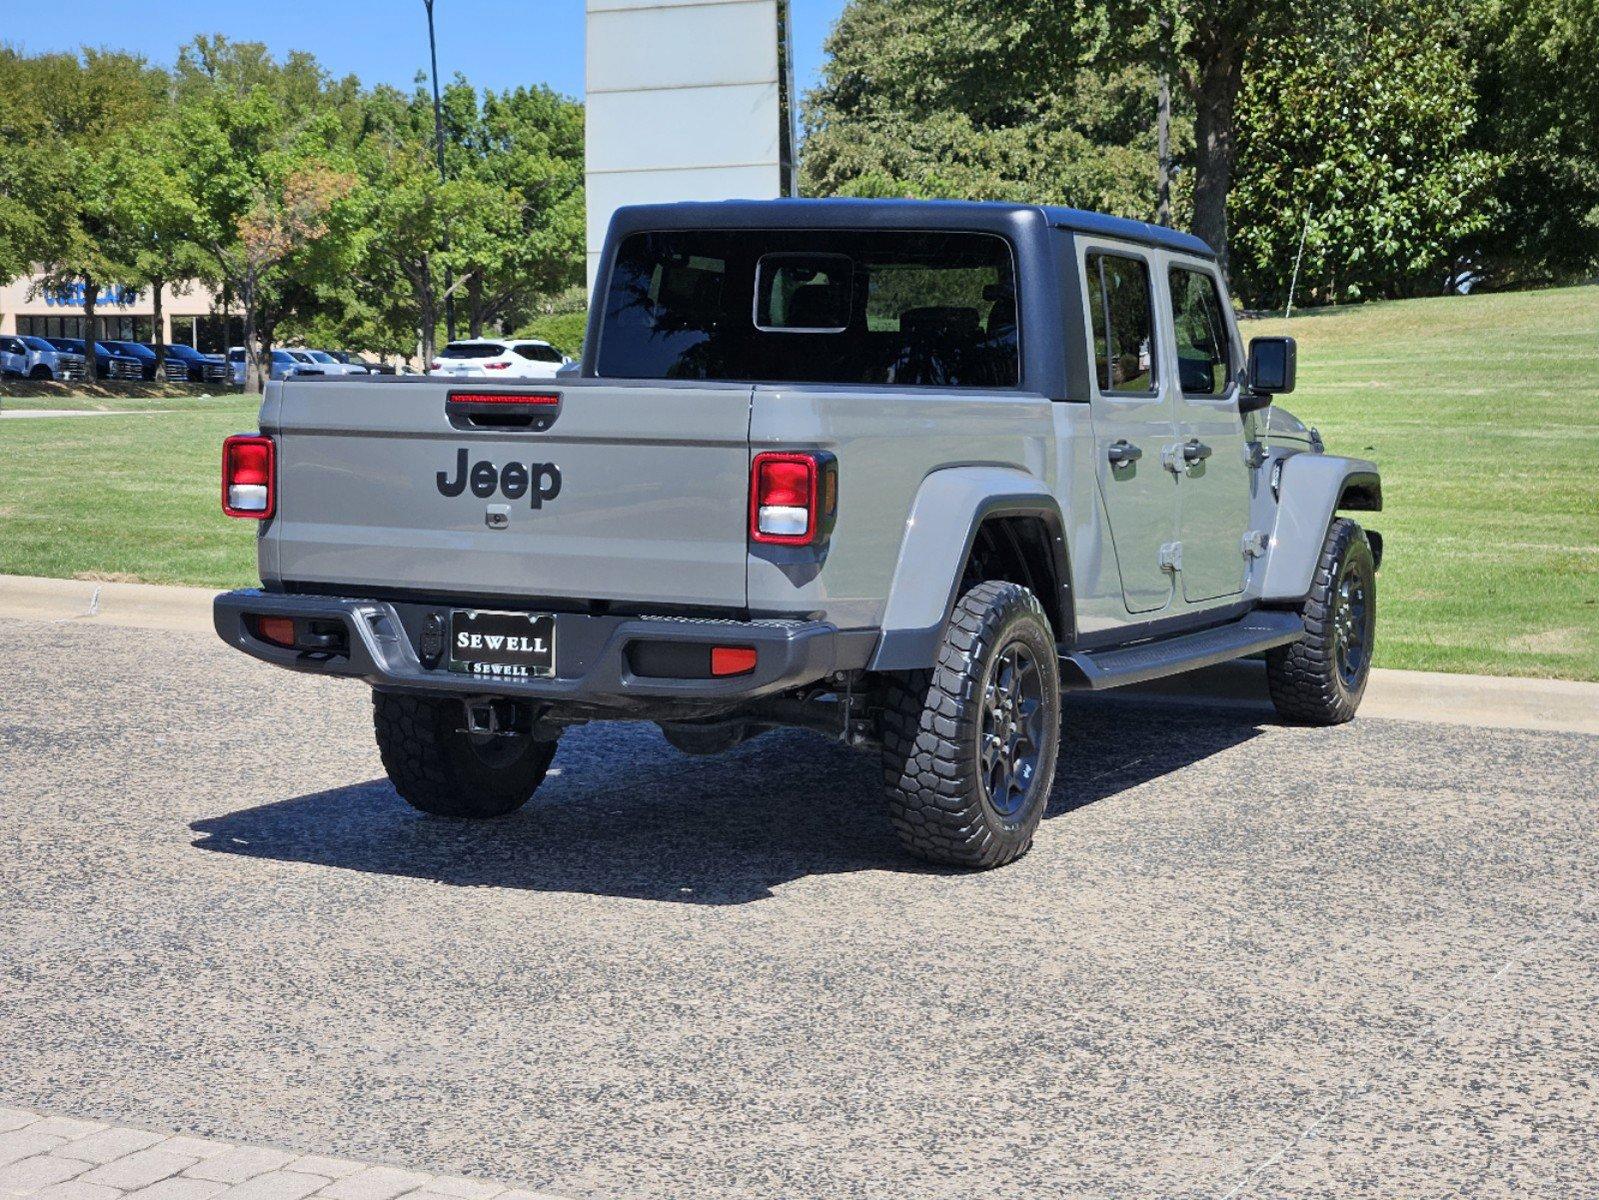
214,589,868,713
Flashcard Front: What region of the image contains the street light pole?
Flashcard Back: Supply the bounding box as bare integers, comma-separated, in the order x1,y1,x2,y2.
424,0,456,343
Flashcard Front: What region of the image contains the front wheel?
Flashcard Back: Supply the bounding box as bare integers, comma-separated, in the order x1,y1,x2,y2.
372,691,557,817
1266,517,1377,724
878,581,1061,870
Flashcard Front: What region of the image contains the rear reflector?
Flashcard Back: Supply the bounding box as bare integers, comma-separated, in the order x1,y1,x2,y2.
448,391,560,405
254,615,296,647
710,646,758,677
222,435,275,518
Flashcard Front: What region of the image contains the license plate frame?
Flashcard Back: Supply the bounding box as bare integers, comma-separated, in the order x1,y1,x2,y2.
447,609,556,679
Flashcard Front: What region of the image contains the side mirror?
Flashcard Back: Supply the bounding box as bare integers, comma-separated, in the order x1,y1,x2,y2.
1247,335,1297,395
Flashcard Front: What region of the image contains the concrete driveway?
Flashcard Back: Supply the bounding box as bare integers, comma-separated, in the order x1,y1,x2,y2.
1,616,1594,1199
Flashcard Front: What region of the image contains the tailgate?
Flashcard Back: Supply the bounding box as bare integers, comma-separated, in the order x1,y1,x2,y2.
264,379,753,608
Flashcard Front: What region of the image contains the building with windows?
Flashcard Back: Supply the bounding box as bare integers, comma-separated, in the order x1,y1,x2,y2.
0,274,243,351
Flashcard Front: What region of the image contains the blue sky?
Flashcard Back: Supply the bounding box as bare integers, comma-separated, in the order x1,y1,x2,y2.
6,0,848,100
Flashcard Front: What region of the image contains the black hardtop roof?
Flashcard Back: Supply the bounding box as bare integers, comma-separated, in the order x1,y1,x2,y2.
607,197,1215,259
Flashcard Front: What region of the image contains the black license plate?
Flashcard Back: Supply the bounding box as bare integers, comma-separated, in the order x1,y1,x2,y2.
448,610,555,679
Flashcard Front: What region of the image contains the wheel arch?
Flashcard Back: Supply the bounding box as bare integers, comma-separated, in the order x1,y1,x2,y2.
870,467,1073,671
1259,454,1381,602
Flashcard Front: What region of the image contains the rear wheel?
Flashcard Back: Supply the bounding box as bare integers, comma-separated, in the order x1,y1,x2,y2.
1266,517,1376,724
372,691,557,817
878,581,1061,869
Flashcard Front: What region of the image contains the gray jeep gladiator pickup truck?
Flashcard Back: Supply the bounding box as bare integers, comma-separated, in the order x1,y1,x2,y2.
215,198,1382,870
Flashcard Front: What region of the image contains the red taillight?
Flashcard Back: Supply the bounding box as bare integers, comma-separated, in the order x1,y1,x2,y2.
222,434,274,518
484,361,511,370
429,360,442,370
710,645,758,676
751,452,836,546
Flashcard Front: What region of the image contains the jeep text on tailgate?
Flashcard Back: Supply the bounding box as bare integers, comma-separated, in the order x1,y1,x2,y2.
215,199,1382,870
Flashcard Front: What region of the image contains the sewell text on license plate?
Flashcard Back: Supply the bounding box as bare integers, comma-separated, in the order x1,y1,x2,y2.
448,610,556,678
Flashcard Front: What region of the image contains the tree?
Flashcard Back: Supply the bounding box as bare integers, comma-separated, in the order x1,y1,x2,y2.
1231,2,1500,304
1466,0,1599,287
3,49,166,380
171,38,358,390
0,50,62,284
802,0,1178,219
451,82,585,336
106,119,209,375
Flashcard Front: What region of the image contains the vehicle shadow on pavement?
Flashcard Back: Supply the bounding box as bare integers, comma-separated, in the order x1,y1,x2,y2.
190,698,1266,904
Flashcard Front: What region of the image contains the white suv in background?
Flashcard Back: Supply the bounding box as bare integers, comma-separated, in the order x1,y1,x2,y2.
430,338,570,379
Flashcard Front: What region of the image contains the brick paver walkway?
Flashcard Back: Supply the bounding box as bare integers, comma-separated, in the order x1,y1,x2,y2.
0,1109,564,1200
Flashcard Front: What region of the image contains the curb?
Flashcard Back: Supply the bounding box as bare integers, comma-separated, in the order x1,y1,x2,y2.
3,573,1596,736
0,572,216,633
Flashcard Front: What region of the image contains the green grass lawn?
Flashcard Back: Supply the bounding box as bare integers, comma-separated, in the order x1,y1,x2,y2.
1248,284,1599,680
1,284,1596,679
0,397,262,587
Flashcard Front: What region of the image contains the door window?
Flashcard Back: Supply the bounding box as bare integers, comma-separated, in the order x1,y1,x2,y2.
1086,253,1157,394
1168,267,1235,395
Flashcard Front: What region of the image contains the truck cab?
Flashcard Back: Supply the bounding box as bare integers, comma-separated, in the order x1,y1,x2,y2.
215,199,1382,870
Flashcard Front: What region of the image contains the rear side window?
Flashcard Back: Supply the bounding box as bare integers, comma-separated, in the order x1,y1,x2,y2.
598,229,1018,388
1168,266,1235,395
441,342,506,359
1086,252,1157,394
513,343,562,362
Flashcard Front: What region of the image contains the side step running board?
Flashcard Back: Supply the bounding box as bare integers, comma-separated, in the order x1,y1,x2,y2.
1060,610,1303,690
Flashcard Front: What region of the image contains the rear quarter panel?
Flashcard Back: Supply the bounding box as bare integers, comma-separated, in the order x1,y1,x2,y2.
747,384,1056,629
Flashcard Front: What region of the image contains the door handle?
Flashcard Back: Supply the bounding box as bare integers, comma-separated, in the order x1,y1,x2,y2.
1182,439,1213,463
1107,440,1143,467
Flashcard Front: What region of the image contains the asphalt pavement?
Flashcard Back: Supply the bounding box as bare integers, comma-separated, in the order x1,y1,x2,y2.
1,616,1594,1199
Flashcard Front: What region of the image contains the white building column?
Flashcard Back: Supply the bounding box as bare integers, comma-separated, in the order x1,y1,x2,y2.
584,0,795,294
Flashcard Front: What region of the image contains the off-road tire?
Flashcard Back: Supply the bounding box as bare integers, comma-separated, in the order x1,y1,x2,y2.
1266,517,1376,725
878,581,1061,869
372,691,557,817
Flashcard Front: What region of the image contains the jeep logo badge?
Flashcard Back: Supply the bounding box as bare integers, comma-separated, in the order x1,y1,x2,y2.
436,449,562,508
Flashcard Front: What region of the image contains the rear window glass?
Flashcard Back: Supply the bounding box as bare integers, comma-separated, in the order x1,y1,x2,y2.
513,343,562,362
597,229,1019,388
441,342,506,359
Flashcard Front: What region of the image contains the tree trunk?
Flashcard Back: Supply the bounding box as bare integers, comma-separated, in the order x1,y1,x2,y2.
418,253,438,369
81,280,100,383
151,277,166,379
1188,37,1243,276
467,275,484,338
242,273,265,394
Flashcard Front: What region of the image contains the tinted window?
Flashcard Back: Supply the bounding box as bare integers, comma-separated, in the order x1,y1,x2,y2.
513,343,562,362
440,342,506,359
598,229,1018,388
22,337,53,352
1086,253,1156,394
756,254,852,331
1168,267,1234,395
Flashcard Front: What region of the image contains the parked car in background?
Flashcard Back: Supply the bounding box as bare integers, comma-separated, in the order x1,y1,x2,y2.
100,340,166,382
227,346,326,385
45,338,144,381
156,343,229,384
0,335,29,376
1,335,85,380
329,350,395,374
293,348,370,376
429,338,569,379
